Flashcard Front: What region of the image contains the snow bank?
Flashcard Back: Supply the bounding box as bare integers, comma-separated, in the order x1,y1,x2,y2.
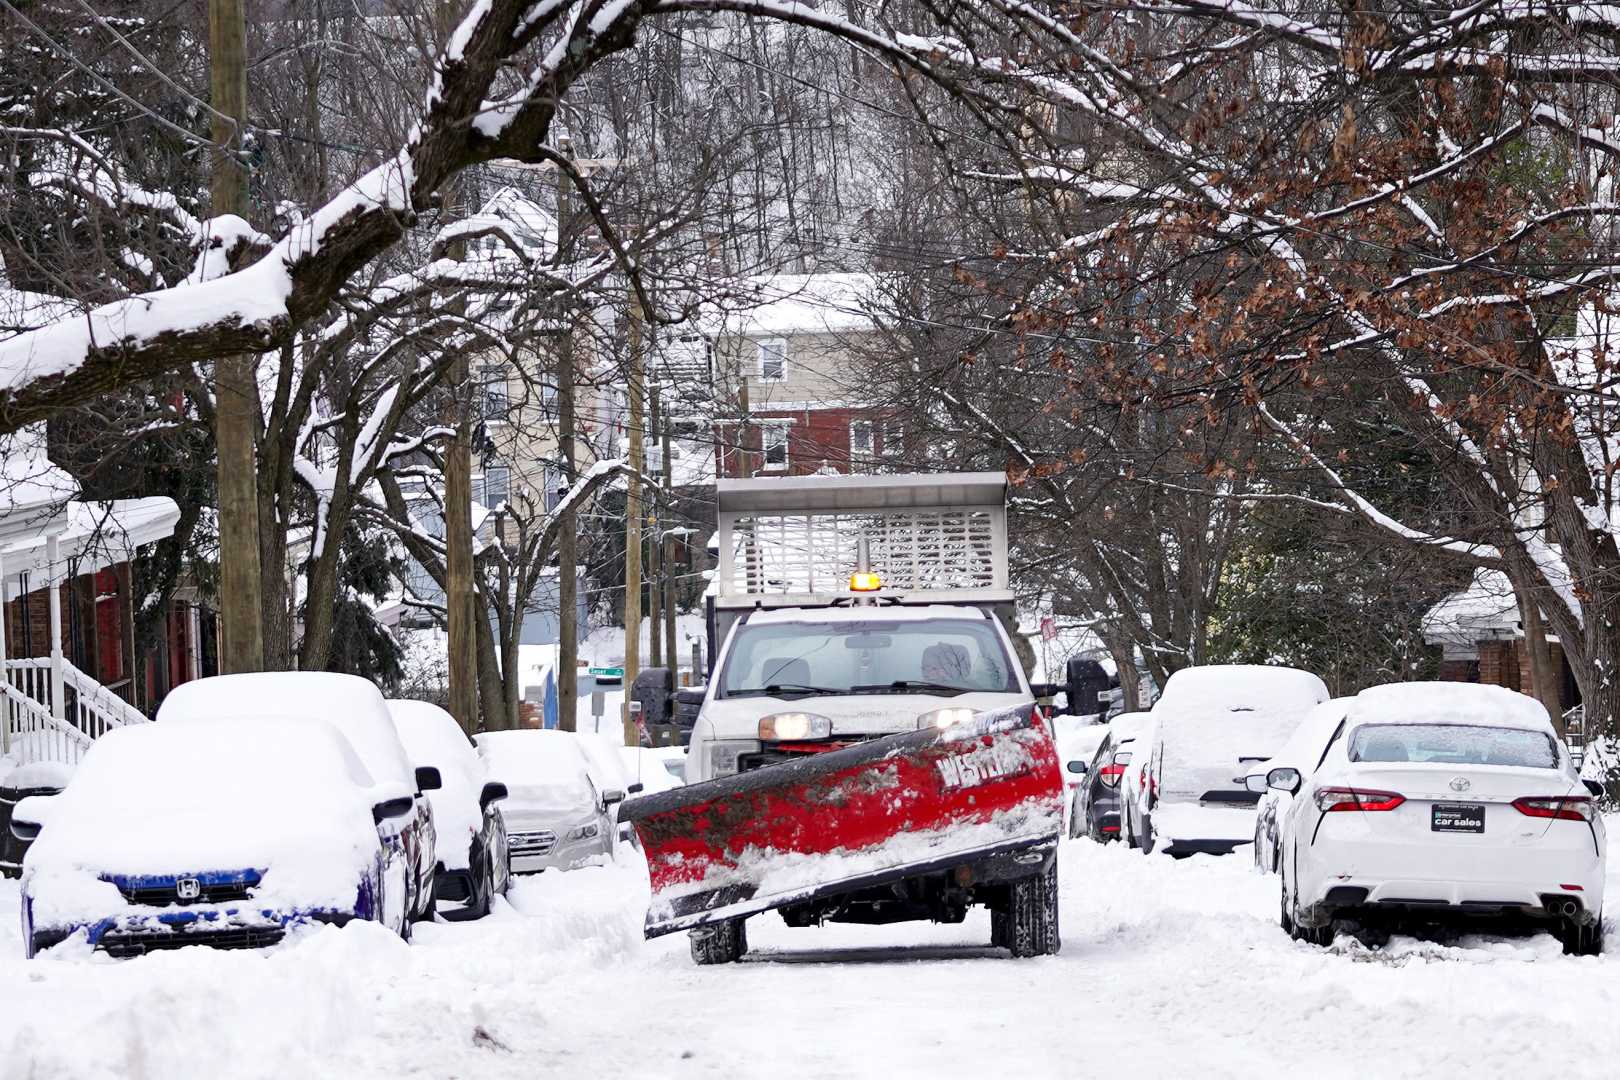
24,718,379,924
1155,665,1329,715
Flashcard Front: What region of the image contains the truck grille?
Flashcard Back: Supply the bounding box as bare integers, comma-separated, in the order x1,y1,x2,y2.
509,830,557,857
99,925,284,958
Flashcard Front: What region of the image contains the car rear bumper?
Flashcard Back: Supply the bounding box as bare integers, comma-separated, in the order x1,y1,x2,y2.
1300,828,1605,920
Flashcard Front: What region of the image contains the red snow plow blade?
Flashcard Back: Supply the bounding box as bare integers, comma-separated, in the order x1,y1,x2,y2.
620,704,1064,937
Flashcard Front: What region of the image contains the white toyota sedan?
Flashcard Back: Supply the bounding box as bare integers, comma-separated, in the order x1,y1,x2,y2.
1272,682,1604,954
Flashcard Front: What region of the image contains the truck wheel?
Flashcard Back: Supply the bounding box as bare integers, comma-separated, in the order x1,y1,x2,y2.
690,919,748,965
1005,858,1060,958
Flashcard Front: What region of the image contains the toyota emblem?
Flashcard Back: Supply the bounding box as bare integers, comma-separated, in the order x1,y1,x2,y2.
1449,777,1471,793
175,877,201,901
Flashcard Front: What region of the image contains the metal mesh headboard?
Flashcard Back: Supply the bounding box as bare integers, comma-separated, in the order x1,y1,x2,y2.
724,508,1002,597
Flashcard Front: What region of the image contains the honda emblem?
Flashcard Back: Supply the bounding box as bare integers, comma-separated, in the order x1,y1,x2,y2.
1449,777,1471,793
175,877,201,901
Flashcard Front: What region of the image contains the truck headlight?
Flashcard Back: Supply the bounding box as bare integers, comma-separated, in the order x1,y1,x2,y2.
566,822,600,841
919,707,977,729
759,713,832,740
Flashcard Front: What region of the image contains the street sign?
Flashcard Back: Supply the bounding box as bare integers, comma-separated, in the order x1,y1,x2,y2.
589,666,624,677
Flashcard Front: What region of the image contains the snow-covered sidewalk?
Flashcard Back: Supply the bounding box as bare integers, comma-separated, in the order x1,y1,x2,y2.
3,835,1619,1078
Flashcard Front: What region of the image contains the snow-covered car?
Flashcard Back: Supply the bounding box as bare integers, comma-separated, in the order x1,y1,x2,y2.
387,700,511,918
1072,711,1151,842
1054,717,1109,836
571,731,645,844
1120,718,1156,848
16,717,409,957
1153,664,1329,717
619,745,685,795
1274,683,1606,954
476,730,623,873
1133,705,1305,855
1244,698,1351,873
158,673,441,925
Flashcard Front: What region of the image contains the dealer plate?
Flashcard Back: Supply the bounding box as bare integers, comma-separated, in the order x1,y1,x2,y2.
1432,802,1485,833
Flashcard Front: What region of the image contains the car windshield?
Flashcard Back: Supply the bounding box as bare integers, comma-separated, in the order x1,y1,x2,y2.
1349,723,1558,768
719,618,1018,697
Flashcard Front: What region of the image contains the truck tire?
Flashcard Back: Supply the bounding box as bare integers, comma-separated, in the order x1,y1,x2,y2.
690,918,748,965
1004,858,1060,958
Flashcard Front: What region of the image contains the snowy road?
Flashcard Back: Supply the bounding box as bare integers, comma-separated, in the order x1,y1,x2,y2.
5,836,1620,1079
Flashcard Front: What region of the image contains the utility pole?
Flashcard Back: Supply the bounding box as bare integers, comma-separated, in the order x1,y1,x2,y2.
437,0,476,734
554,151,579,734
623,283,644,746
662,404,677,678
209,0,263,673
647,385,662,669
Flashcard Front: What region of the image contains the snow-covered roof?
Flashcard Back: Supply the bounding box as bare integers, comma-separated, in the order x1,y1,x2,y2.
0,496,179,593
1421,568,1521,645
1345,682,1552,731
1154,665,1329,716
707,272,880,339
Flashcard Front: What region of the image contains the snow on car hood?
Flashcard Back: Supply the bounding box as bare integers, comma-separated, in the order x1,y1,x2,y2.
701,690,1030,739
23,719,381,924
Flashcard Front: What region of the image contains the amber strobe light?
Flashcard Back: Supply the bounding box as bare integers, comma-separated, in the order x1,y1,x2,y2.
850,571,882,592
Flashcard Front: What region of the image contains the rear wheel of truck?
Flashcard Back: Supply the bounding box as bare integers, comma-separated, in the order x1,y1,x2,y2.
690,918,748,965
1004,858,1060,958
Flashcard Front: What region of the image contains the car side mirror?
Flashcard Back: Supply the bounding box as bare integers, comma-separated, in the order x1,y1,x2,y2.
479,781,508,809
414,766,442,793
372,796,415,824
1112,751,1132,767
1583,779,1605,798
1244,774,1269,794
628,782,645,795
11,794,56,840
1066,760,1087,775
601,788,626,808
1266,767,1302,795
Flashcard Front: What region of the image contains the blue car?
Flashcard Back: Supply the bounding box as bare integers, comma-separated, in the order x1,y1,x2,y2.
17,714,413,958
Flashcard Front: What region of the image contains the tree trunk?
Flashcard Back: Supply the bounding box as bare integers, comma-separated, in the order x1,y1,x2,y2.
474,595,505,731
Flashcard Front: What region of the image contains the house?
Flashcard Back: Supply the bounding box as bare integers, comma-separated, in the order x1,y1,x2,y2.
708,273,900,478
1422,568,1581,718
0,427,201,774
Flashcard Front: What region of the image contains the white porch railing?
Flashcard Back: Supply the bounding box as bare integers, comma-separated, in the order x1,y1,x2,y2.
2,658,150,768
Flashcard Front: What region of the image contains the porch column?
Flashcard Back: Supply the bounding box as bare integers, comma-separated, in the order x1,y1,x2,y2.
0,551,8,755
46,533,64,722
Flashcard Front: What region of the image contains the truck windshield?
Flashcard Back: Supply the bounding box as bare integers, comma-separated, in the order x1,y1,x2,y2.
719,618,1019,697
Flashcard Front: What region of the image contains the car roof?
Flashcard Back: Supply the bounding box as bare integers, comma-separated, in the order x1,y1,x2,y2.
1344,682,1553,733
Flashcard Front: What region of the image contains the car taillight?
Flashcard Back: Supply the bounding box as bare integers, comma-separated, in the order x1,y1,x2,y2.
1100,763,1126,788
1314,787,1405,812
1513,796,1595,822
1148,771,1158,806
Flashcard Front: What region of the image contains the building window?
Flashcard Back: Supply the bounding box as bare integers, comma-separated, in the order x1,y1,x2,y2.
850,419,874,461
883,420,904,456
758,339,787,381
480,367,510,422
482,461,511,507
761,424,789,470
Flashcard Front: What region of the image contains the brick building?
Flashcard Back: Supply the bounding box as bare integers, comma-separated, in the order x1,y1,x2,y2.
1422,568,1581,717
710,273,899,478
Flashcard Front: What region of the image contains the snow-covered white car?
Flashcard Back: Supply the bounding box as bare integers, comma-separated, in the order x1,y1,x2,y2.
686,605,1034,784
1245,698,1351,873
477,730,623,873
16,717,409,957
1125,665,1328,854
1273,683,1606,954
159,672,441,925
387,700,511,918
